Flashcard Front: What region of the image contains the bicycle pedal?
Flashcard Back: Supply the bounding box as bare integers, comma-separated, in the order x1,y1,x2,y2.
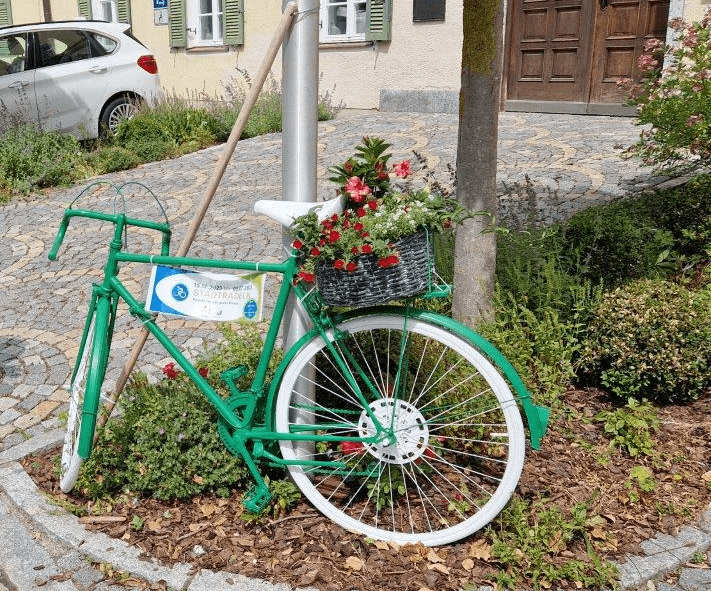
242,485,272,514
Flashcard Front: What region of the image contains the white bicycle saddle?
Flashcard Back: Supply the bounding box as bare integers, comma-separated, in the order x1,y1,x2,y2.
254,195,344,228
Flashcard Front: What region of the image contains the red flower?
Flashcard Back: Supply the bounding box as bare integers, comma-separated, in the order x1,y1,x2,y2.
198,367,209,378
298,271,315,283
361,231,370,238
310,247,321,257
341,441,364,454
162,362,178,379
319,238,326,246
377,255,400,268
292,239,303,249
329,230,340,243
354,222,364,231
356,207,367,218
346,261,357,272
334,259,345,270
343,160,353,174
361,244,372,254
351,246,359,255
367,200,378,211
322,220,332,230
331,214,339,221
394,160,411,178
424,447,437,459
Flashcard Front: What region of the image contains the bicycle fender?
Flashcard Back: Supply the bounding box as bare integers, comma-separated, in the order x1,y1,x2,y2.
266,306,549,450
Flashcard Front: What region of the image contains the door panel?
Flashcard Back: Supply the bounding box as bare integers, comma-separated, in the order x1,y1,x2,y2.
588,0,669,103
507,0,594,102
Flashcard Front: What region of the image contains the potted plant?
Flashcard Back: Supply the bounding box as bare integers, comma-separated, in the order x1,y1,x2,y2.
290,136,470,307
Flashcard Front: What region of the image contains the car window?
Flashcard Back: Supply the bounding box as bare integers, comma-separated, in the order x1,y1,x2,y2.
36,29,91,68
88,33,118,56
0,34,29,76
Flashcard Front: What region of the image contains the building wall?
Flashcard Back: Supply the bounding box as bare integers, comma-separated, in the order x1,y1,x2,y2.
126,1,462,109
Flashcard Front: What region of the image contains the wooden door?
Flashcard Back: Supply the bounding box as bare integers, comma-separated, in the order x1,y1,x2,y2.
506,0,669,107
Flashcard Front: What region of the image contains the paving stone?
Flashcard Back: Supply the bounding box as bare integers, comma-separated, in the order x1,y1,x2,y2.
0,408,20,426
72,565,105,588
677,568,711,590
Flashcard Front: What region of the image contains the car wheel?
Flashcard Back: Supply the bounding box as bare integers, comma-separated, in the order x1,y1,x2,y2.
100,96,139,135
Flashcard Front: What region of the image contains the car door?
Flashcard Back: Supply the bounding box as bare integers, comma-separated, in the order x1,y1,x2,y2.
0,33,39,131
32,28,111,137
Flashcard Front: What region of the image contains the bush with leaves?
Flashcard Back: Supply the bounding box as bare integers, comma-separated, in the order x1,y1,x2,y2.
578,279,711,403
76,323,281,500
621,10,711,171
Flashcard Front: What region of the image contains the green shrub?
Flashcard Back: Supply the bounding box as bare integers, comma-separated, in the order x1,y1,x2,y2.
594,398,660,457
578,279,711,403
561,201,674,286
0,124,87,195
76,323,280,500
113,116,175,162
479,287,581,408
86,146,140,174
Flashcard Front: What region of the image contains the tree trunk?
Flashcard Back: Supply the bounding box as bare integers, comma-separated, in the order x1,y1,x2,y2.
452,0,505,328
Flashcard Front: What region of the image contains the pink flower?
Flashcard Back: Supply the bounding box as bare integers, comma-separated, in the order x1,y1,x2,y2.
344,177,372,203
393,160,410,178
162,362,178,379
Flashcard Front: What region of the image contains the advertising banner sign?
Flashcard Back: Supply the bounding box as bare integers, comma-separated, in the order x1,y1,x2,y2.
146,265,265,322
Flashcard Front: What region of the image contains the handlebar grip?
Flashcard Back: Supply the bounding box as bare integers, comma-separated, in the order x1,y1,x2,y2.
48,218,69,261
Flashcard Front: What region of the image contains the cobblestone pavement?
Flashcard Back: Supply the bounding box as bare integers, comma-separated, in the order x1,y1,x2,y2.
1,110,708,590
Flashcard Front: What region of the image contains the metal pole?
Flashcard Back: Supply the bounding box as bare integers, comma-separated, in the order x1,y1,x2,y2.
282,0,319,462
281,0,319,350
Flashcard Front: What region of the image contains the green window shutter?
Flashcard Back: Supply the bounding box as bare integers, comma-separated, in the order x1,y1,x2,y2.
366,0,392,41
0,0,12,26
169,0,187,48
117,0,131,23
77,0,92,19
223,0,244,46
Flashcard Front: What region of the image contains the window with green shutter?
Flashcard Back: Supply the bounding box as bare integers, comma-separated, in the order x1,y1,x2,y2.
0,0,12,26
223,0,244,46
77,0,92,19
366,0,392,41
169,0,187,48
117,0,131,23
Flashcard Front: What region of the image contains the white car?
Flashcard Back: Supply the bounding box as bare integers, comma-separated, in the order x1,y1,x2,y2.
0,20,162,138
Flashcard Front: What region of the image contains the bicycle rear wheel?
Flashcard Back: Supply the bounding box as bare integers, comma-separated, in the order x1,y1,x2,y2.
60,297,112,493
274,312,525,546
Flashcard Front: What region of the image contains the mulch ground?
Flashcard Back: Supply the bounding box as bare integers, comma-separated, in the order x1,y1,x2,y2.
23,388,711,591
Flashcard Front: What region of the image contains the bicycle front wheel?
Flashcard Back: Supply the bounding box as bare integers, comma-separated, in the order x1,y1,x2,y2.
274,313,525,546
60,298,112,493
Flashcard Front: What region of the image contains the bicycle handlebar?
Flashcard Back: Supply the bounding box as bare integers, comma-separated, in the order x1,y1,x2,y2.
48,208,172,261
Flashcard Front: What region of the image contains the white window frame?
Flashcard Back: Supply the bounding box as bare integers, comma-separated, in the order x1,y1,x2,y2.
319,0,367,44
91,0,117,22
186,0,224,48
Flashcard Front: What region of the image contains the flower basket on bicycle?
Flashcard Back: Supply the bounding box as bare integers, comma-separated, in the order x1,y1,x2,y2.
315,229,433,307
289,136,471,306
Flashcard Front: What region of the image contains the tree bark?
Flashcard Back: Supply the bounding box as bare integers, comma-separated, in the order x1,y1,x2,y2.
452,0,505,328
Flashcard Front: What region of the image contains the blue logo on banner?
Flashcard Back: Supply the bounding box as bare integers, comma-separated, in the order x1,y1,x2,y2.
243,300,258,319
172,283,189,302
153,0,168,9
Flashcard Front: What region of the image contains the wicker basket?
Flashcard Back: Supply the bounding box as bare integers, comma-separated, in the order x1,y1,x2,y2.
315,230,433,307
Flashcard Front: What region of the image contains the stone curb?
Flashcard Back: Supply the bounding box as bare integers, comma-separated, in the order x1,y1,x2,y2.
0,460,311,591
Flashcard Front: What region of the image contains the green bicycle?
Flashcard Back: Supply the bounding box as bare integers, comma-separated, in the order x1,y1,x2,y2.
49,182,548,546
